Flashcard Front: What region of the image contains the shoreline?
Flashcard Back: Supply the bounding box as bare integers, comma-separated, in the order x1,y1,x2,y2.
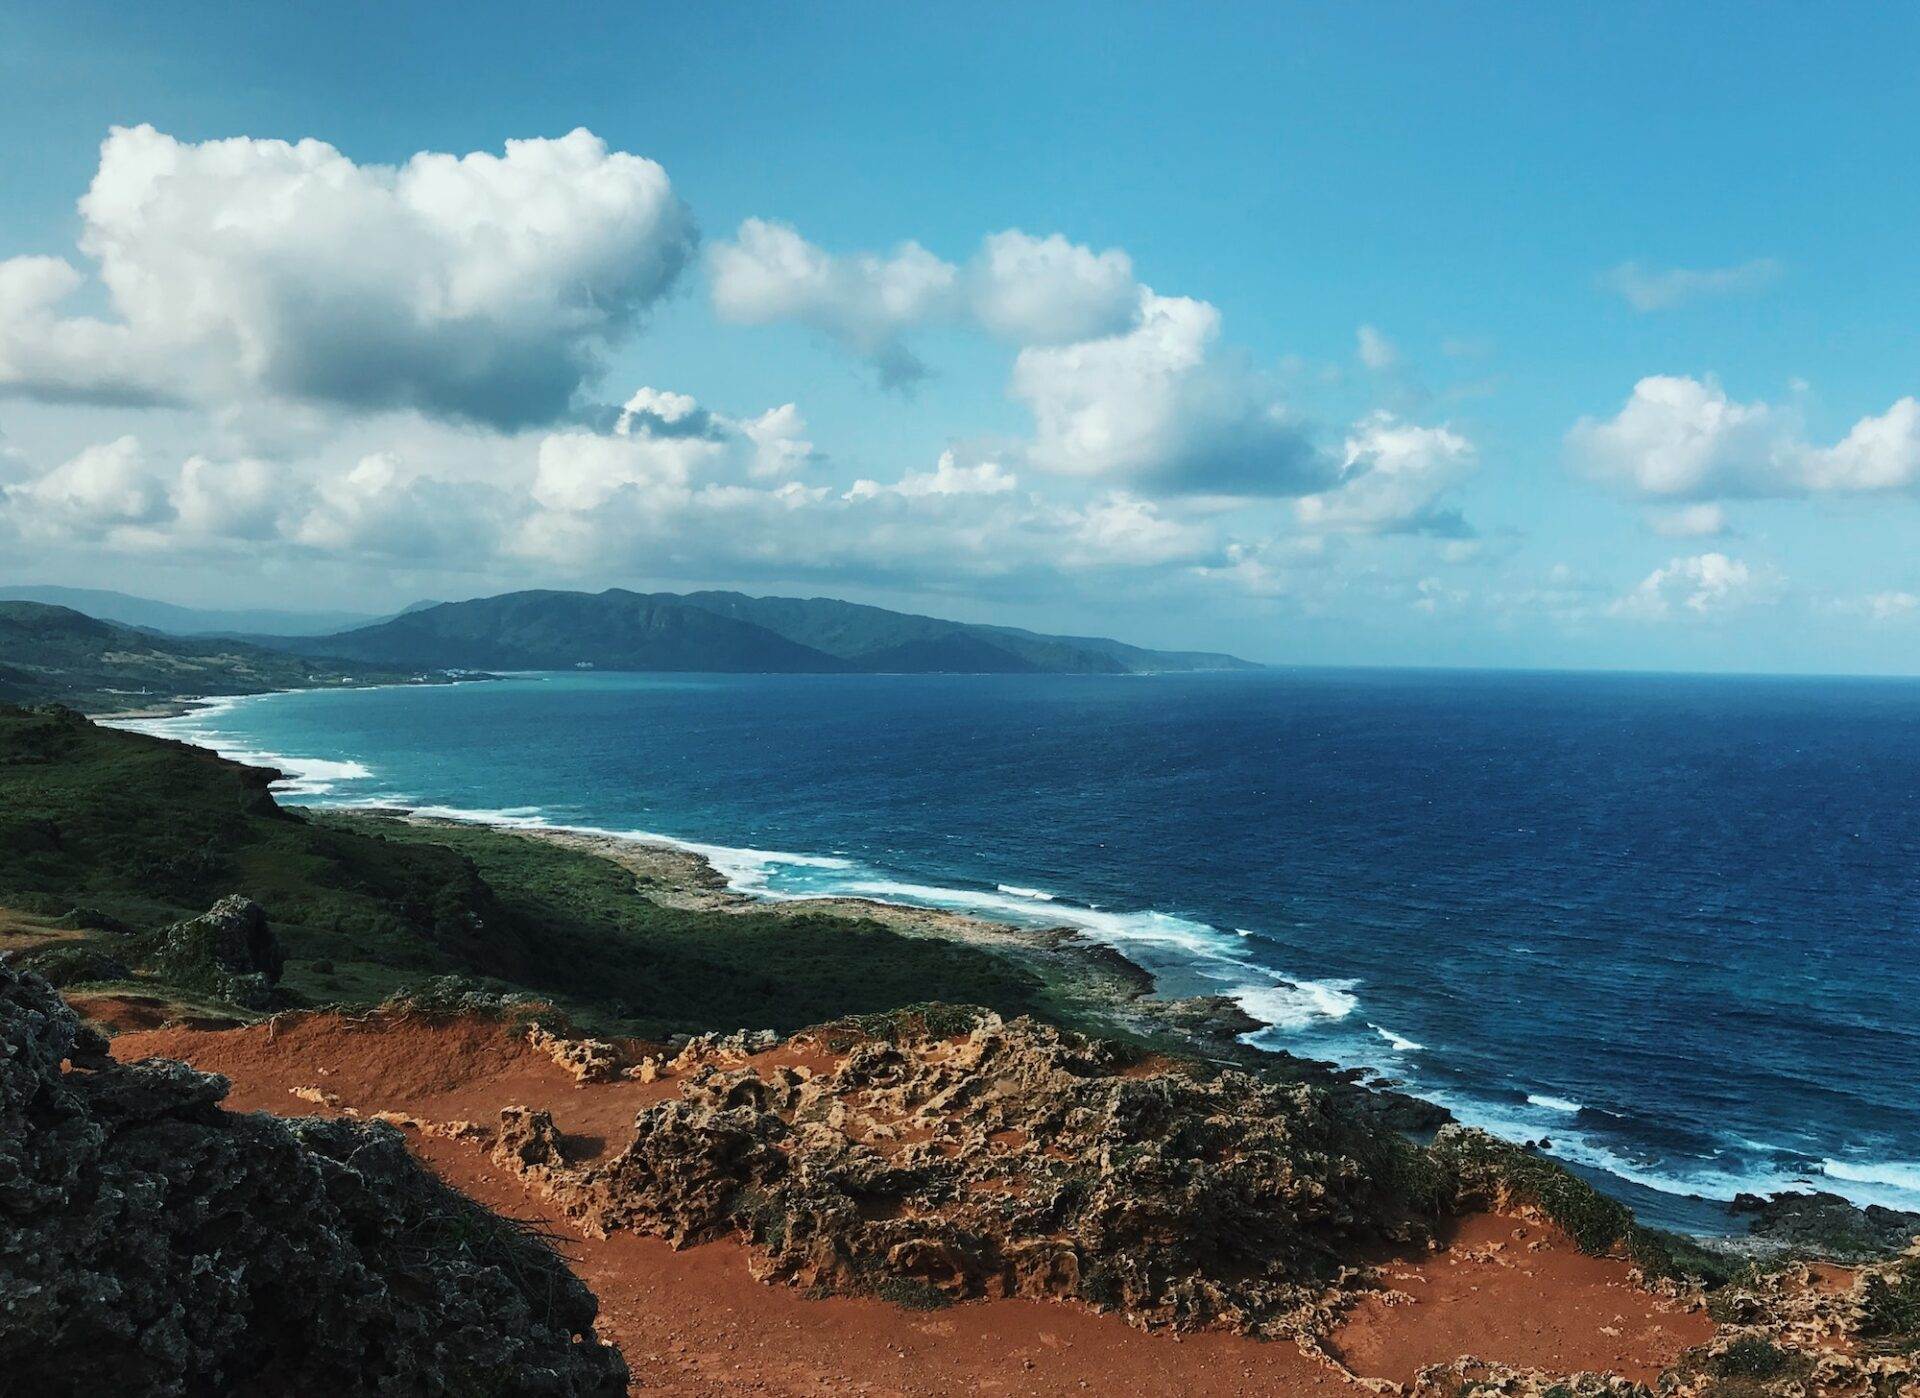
338,807,1452,1135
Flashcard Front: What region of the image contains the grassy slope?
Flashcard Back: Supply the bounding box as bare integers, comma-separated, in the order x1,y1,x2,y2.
325,814,1048,1035
0,704,1042,1035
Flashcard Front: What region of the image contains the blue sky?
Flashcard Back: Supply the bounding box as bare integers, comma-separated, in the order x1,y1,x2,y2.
1,2,1917,671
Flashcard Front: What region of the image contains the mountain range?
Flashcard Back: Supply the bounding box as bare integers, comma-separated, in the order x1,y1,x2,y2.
268,588,1259,675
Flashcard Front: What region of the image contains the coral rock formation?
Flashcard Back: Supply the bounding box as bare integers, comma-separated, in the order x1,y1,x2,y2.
493,1008,1440,1339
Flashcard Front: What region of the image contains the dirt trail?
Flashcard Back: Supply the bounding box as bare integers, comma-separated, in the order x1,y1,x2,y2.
103,1010,1711,1396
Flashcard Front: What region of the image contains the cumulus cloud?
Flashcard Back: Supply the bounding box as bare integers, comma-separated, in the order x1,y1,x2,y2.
708,218,956,389
1295,413,1474,536
173,455,284,539
1800,397,1920,492
1569,376,1920,501
0,376,1242,595
1610,552,1776,620
510,395,1219,585
1011,291,1326,496
1569,376,1796,499
1603,258,1782,312
0,258,167,405
533,385,818,514
967,232,1140,345
0,125,695,426
707,221,1144,390
709,218,1352,499
4,436,173,536
293,454,510,560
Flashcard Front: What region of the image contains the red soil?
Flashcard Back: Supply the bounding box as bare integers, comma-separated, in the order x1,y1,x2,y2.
1327,1214,1711,1387
103,1010,1712,1396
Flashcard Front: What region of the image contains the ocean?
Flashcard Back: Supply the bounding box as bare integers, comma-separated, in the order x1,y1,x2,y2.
120,668,1920,1232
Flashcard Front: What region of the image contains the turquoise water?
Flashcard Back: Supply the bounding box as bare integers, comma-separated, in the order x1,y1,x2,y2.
122,668,1920,1231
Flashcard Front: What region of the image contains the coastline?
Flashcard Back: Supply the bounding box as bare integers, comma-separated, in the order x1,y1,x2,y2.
96,680,1920,1234
339,807,1451,1134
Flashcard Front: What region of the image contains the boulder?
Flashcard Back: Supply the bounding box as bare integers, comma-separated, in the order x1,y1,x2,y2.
149,895,283,1009
1728,1189,1920,1263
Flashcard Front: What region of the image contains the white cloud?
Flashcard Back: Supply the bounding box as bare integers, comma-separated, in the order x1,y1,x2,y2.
1800,397,1920,492
846,450,1017,500
0,257,166,405
709,218,1344,499
293,453,508,560
1645,502,1732,538
708,218,958,388
1603,258,1782,312
737,403,815,480
5,436,172,535
0,125,695,426
1011,291,1325,496
1569,376,1795,499
707,221,1146,389
1610,552,1775,620
967,231,1139,345
173,455,284,539
1295,413,1474,536
1571,376,1920,501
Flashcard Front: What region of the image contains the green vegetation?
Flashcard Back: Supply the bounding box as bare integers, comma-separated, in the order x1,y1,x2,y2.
0,703,1044,1036
1709,1337,1799,1381
0,600,417,711
1860,1258,1920,1353
325,811,1047,1034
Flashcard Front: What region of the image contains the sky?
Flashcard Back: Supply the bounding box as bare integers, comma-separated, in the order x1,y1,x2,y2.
1,3,1917,672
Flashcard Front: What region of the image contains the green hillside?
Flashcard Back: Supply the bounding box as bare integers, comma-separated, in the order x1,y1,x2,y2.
0,705,1044,1036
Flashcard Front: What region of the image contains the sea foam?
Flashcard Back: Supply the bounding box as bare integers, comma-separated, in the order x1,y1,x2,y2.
1230,976,1360,1031
1526,1093,1583,1113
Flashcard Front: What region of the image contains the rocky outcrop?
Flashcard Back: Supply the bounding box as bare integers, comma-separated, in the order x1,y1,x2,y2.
525,1021,626,1084
145,894,284,1009
1729,1189,1920,1262
0,962,628,1397
492,1007,1440,1339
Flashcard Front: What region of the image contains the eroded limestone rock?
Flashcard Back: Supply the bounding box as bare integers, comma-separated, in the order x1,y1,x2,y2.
495,1007,1439,1339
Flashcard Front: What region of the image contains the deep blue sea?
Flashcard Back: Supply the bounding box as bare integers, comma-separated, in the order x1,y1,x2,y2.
121,669,1920,1232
